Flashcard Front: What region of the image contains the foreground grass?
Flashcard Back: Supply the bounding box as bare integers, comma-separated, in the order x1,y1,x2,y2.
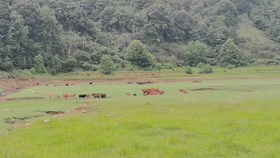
1,79,280,157
1,100,280,157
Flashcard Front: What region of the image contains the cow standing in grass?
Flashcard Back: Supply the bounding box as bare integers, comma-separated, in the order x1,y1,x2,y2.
79,94,86,99
46,94,53,99
101,94,106,98
92,93,102,98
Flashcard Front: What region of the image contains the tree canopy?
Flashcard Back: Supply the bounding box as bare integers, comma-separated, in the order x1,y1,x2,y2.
0,0,279,73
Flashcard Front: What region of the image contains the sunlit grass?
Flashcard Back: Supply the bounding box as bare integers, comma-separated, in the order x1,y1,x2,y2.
1,78,280,157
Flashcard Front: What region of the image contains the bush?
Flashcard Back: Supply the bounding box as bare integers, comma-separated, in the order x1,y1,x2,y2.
155,62,163,71
82,62,93,71
128,65,135,72
185,66,193,74
30,67,37,74
163,63,174,69
227,65,235,70
200,65,213,74
197,62,204,68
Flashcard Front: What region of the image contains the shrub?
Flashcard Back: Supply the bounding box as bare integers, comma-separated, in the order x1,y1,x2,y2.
197,62,204,68
163,62,174,69
82,62,93,71
185,66,193,74
128,65,135,72
227,65,235,70
30,67,37,74
200,65,213,74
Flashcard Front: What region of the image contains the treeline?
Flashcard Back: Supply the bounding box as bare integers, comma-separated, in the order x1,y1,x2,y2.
0,0,280,74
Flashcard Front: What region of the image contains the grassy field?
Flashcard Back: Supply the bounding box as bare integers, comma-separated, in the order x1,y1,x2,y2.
1,76,280,157
25,65,280,80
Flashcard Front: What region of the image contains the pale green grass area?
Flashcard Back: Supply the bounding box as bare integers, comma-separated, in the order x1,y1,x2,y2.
237,14,276,46
29,65,280,81
1,79,280,157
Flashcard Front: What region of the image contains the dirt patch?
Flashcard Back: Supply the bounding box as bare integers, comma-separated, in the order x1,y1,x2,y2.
45,111,65,115
231,89,254,91
191,88,216,91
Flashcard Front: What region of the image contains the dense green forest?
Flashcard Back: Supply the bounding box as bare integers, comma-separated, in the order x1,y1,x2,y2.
1,0,280,74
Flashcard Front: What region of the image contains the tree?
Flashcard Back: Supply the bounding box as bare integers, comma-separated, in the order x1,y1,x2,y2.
219,38,241,67
7,10,29,69
99,55,114,75
51,55,61,75
39,5,63,65
34,54,45,73
185,40,208,66
61,56,77,72
126,40,153,68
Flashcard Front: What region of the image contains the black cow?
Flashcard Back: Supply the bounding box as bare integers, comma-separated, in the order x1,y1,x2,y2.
101,94,107,98
79,94,86,99
65,84,69,86
127,82,131,84
89,82,93,85
133,94,137,96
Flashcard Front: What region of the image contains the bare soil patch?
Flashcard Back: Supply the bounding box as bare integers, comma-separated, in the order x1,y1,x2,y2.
45,111,65,115
192,88,216,91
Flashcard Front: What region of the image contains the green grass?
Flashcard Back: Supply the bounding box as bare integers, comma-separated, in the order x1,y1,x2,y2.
237,14,276,46
25,65,280,80
1,78,280,157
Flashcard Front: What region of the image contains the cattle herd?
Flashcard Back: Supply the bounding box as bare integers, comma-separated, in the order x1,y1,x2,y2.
45,80,191,99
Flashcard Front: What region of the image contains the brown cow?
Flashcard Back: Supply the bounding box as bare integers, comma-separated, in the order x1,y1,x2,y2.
101,74,105,78
86,94,91,98
92,93,102,98
54,84,59,87
143,93,147,96
183,91,188,94
126,93,130,96
46,94,53,99
57,95,60,99
62,94,68,98
179,89,184,92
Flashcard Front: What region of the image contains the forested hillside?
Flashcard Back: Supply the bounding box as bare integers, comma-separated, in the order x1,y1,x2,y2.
1,0,280,74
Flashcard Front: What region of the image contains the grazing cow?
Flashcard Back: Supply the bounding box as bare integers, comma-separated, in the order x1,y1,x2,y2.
68,94,76,98
86,94,91,98
57,95,60,99
143,93,147,96
54,84,59,87
46,84,48,86
101,94,106,98
92,93,102,99
46,94,53,99
65,84,69,86
89,82,93,85
179,89,184,92
133,94,137,96
126,93,130,96
183,91,188,94
79,94,87,99
62,94,68,98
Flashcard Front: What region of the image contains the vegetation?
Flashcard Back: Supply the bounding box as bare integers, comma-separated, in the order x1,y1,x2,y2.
1,0,280,74
99,55,114,75
1,78,280,157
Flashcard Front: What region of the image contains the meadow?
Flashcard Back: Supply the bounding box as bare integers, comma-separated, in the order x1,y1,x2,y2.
0,72,280,157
